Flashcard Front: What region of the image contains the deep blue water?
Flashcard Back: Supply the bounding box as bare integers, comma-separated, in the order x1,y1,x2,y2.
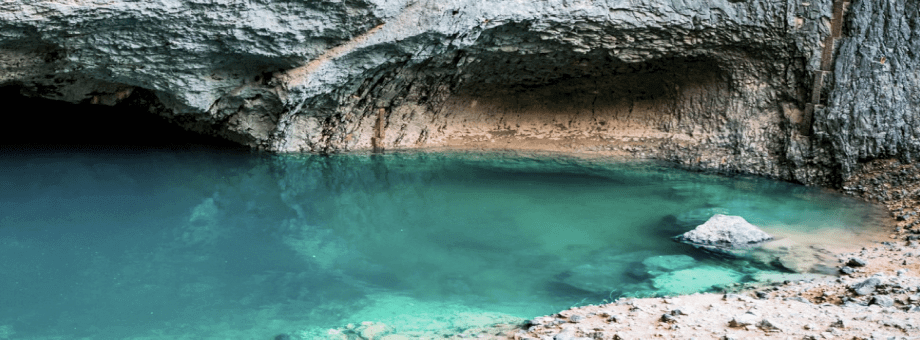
0,148,888,339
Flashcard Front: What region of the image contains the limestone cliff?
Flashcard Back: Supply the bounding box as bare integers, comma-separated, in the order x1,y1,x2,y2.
1,0,916,186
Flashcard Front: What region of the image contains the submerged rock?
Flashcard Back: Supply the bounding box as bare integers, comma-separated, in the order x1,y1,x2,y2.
561,250,654,294
628,255,698,279
674,215,773,255
642,255,698,273
651,266,743,295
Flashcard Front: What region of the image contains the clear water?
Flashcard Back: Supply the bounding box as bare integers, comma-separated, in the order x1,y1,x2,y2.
0,148,889,339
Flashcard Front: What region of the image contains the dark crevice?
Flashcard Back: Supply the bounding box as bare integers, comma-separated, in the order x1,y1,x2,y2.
0,85,246,153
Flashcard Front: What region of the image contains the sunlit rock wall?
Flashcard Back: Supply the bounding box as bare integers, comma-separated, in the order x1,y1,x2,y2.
1,0,916,186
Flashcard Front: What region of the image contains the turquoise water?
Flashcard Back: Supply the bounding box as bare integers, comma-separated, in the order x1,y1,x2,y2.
0,148,888,339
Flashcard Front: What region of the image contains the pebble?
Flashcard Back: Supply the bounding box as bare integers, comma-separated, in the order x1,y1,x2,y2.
871,295,895,307
851,277,883,296
660,313,676,323
848,258,868,267
757,318,782,332
728,312,758,327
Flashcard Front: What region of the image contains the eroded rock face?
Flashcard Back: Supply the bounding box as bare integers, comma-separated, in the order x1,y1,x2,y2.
819,0,920,177
1,0,916,186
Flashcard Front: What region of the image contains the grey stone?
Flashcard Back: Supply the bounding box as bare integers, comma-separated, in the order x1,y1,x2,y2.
830,319,848,329
660,313,676,323
871,295,895,307
728,313,758,328
847,258,868,267
786,296,812,304
553,329,591,340
757,319,782,332
840,266,856,275
851,277,883,296
674,215,773,254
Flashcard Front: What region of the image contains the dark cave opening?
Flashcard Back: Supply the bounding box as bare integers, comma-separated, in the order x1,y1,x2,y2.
0,85,245,153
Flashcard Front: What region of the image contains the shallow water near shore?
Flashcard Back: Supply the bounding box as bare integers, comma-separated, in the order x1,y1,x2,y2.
0,148,891,339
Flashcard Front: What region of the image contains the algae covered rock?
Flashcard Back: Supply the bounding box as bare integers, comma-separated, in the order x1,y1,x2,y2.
674,214,773,255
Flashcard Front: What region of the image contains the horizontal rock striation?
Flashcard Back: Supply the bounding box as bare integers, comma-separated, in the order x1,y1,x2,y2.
1,0,917,186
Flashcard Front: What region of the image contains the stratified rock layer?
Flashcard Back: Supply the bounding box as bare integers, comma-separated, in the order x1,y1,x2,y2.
1,0,917,186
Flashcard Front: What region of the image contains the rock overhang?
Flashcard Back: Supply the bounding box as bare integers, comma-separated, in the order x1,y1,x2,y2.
10,0,908,186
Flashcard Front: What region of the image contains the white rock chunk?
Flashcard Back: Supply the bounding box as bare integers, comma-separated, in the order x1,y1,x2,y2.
675,214,773,251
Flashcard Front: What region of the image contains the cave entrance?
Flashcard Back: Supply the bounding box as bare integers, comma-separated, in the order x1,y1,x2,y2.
0,86,244,153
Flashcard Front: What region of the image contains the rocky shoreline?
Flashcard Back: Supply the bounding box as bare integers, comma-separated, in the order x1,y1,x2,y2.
311,158,920,340
319,233,919,340
505,159,920,340
507,243,920,340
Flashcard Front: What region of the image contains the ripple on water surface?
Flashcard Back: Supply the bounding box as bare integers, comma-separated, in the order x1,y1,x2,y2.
0,150,890,339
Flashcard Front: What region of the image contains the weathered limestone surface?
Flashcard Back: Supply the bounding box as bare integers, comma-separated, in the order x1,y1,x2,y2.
0,0,916,186
819,0,920,177
675,214,774,252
